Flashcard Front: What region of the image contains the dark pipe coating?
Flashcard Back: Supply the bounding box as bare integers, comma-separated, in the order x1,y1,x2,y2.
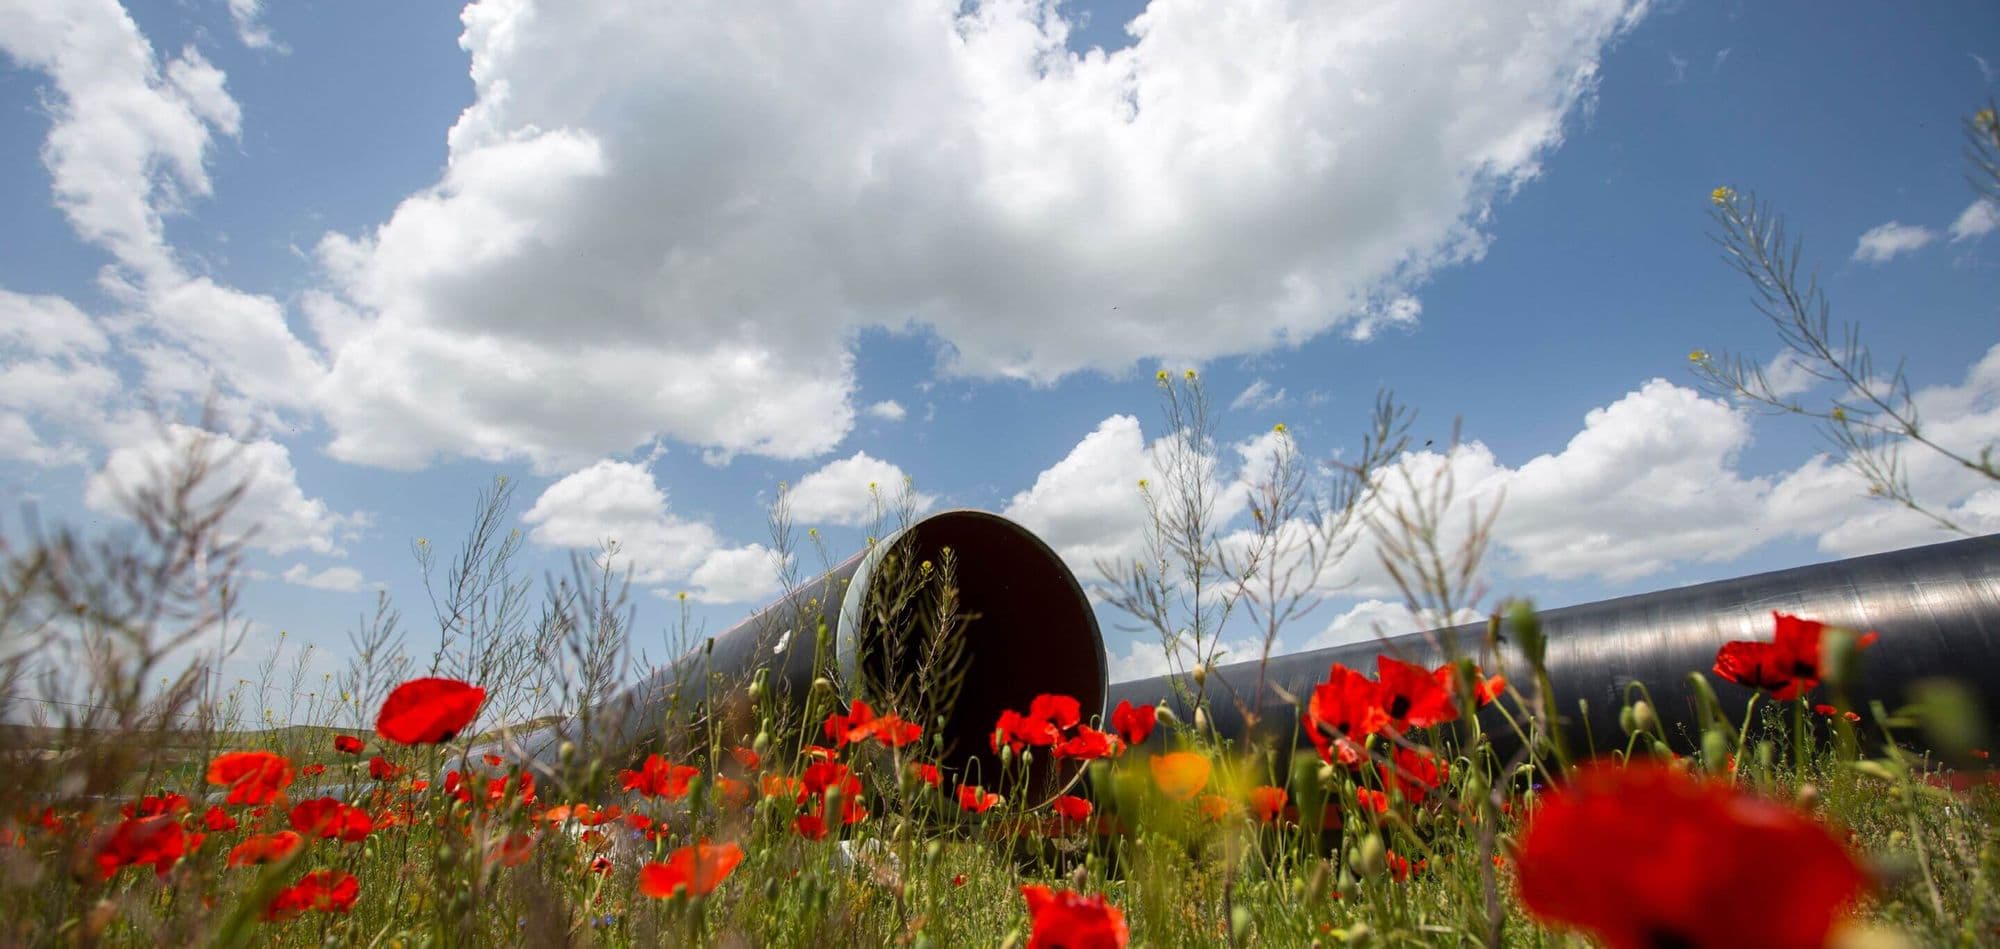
1109,534,2000,768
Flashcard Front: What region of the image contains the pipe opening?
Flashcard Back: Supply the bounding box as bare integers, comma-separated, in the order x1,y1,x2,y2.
846,511,1105,802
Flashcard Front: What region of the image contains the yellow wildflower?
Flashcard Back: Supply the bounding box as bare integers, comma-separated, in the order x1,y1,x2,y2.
1184,368,1197,380
1978,109,1997,130
1710,186,1734,207
1688,349,1709,363
1272,422,1287,434
1155,369,1170,384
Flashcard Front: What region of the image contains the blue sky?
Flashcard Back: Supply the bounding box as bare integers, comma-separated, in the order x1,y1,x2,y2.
1,0,1996,714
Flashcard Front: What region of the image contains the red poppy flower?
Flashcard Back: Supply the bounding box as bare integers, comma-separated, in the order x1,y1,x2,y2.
1354,788,1390,814
1515,761,1868,949
202,805,239,832
206,751,295,806
1387,851,1425,882
991,709,1054,753
1148,752,1212,801
333,735,364,755
1376,656,1457,731
799,761,858,800
486,772,536,808
731,746,761,772
367,755,403,781
488,832,535,867
590,855,614,874
715,775,752,809
762,774,803,799
824,699,878,747
375,677,485,745
1051,794,1093,823
1030,693,1082,730
1249,786,1289,824
798,762,868,825
1020,885,1128,949
638,840,744,898
300,764,327,777
1379,746,1445,802
910,763,942,787
1713,613,1879,702
1111,700,1156,747
122,792,191,819
619,754,700,800
957,785,1001,813
1435,663,1506,706
794,813,828,840
1197,793,1234,822
1303,664,1389,767
265,870,359,920
1057,725,1120,760
867,714,924,748
93,815,191,879
290,797,372,842
227,830,303,867
1812,704,1863,723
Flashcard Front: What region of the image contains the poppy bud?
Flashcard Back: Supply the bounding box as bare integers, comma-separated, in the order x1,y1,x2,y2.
1193,664,1209,688
1155,706,1181,728
753,732,770,757
1020,748,1033,767
1702,729,1730,773
559,741,576,763
1462,771,1489,808
1000,745,1015,768
1317,763,1336,790
1795,784,1821,810
813,677,833,693
1618,706,1636,736
1194,707,1210,734
1353,833,1386,877
1305,860,1330,907
1632,700,1658,735
1508,600,1545,666
1818,625,1862,689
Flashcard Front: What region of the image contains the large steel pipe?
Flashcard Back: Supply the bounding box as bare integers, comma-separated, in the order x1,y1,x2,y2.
1109,534,2000,766
490,510,1107,800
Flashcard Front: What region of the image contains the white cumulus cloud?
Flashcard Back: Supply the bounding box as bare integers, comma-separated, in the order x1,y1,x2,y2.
83,424,363,556
786,451,934,527
281,564,372,593
309,0,1644,472
1852,221,1936,263
1949,199,1999,242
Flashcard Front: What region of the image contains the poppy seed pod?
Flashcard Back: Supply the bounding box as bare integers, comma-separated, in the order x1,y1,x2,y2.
1507,600,1546,666
1819,625,1864,688
1702,729,1730,773
1619,706,1636,736
1353,834,1387,877
1795,783,1821,810
1632,700,1658,735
